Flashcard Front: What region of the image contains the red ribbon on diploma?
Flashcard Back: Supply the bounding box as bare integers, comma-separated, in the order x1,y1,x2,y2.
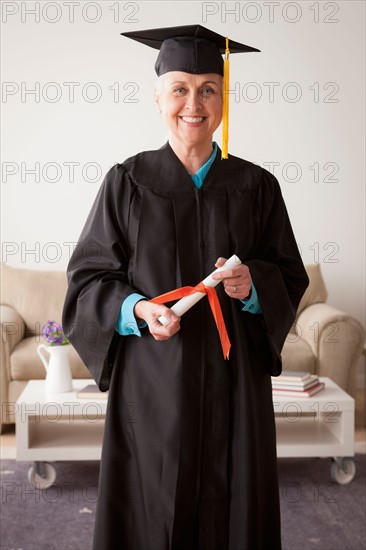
150,282,231,360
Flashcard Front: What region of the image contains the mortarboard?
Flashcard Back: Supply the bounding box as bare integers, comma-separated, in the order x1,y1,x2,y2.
121,25,260,159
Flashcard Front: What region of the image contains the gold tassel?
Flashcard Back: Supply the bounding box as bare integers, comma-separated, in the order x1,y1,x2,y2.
221,36,230,160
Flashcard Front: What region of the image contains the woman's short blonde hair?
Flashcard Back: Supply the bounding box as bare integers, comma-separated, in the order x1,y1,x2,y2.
154,74,166,97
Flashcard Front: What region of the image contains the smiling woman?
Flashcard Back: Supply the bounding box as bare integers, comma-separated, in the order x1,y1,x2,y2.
62,24,309,550
154,72,223,173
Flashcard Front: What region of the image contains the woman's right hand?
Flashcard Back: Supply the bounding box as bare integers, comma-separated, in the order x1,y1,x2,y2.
134,300,181,341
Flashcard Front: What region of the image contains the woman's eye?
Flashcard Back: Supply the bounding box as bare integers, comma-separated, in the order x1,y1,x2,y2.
173,87,186,94
201,87,214,95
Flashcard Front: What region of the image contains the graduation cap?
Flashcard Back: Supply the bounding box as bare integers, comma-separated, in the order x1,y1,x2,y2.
121,25,260,159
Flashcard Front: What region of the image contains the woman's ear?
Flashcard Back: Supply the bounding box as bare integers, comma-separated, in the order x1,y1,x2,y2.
154,90,161,113
154,94,161,113
154,76,165,113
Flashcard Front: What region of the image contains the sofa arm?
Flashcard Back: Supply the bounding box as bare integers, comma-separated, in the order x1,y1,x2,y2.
296,303,365,394
0,305,25,431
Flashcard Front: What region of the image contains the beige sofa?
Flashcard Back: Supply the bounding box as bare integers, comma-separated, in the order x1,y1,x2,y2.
1,262,364,432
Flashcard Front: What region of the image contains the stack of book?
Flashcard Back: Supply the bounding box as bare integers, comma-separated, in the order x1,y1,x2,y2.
271,371,325,398
76,383,108,399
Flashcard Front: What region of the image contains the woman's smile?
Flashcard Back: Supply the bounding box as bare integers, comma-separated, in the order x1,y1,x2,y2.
179,115,206,126
178,115,208,131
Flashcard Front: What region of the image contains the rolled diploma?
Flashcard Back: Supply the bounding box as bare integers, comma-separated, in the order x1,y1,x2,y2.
158,254,242,326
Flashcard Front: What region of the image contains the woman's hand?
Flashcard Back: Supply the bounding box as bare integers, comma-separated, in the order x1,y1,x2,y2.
134,300,181,341
212,257,252,300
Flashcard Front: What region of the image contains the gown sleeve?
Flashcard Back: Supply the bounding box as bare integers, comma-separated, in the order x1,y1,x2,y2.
62,164,138,391
245,168,309,376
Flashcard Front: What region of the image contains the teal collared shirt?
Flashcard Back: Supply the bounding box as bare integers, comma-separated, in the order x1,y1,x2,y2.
115,142,262,337
190,141,218,188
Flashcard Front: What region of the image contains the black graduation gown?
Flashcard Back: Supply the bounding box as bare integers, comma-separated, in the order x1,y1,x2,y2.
62,142,309,550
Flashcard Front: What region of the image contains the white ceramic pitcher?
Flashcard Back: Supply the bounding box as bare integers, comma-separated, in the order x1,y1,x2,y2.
37,344,73,393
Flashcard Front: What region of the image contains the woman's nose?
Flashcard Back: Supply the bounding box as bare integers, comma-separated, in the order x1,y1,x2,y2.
184,91,202,111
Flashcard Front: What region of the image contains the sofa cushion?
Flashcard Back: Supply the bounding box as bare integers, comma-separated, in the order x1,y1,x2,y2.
1,263,67,336
10,338,90,381
296,263,328,318
281,336,316,374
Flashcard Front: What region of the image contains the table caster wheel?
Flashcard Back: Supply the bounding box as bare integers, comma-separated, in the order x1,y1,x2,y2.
330,458,356,484
28,461,56,489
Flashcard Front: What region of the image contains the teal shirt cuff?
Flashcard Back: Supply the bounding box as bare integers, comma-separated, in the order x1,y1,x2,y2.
115,293,148,336
240,282,262,314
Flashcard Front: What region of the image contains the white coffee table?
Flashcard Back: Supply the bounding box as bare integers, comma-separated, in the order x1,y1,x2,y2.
273,377,355,483
16,379,107,488
16,377,355,487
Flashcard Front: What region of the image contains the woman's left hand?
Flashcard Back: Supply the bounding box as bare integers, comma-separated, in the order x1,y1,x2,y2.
212,257,252,300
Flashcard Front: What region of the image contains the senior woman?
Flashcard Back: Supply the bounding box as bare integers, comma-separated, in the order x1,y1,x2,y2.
62,25,308,550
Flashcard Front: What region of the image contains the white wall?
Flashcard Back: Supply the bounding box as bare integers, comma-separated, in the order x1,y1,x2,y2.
2,1,365,369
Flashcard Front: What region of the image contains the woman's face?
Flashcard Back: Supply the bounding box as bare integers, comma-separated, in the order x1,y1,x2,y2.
155,71,223,148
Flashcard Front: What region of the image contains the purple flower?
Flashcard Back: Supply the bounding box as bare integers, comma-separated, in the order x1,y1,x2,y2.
42,321,69,346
